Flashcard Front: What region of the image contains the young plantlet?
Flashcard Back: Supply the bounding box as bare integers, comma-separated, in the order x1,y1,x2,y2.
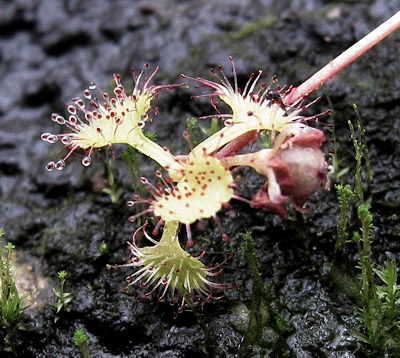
53,271,73,323
73,329,90,358
40,10,399,317
41,66,183,172
354,208,400,354
373,260,400,324
0,231,28,352
114,221,229,313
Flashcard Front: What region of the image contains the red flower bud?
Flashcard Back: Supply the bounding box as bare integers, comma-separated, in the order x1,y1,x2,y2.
251,125,330,217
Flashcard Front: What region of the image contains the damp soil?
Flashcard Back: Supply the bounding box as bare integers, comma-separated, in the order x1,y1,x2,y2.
0,0,399,357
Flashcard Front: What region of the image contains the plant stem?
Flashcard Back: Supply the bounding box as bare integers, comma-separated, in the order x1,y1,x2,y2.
358,203,375,302
284,11,400,105
215,12,400,157
80,343,90,358
103,148,122,203
334,184,353,256
239,232,266,356
352,104,373,184
219,149,272,173
159,221,180,245
126,131,177,170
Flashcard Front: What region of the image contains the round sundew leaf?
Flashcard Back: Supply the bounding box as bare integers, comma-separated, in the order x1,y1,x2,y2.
72,95,149,149
127,221,224,301
139,233,207,295
185,69,303,157
42,67,182,171
153,156,234,224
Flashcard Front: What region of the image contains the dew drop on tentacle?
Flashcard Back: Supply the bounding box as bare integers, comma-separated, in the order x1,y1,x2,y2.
51,113,65,124
89,82,96,90
61,136,71,145
68,115,78,125
140,177,149,185
55,115,66,125
186,239,194,247
72,97,85,108
113,73,122,86
224,119,233,127
41,133,51,141
45,161,55,171
83,89,91,99
67,105,77,115
152,218,164,236
114,86,123,95
82,156,92,167
47,135,58,144
55,160,65,171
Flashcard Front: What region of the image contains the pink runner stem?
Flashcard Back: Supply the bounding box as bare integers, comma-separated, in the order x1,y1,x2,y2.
215,11,400,158
284,11,400,106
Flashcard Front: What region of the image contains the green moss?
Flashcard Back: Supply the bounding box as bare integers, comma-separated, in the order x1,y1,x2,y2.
238,232,291,356
334,184,353,255
331,103,400,355
102,147,123,204
73,329,90,358
0,232,28,352
230,16,278,41
330,185,359,297
53,271,73,323
355,258,400,354
323,87,350,181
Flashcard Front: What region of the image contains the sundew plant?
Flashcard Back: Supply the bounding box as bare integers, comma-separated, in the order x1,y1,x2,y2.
41,13,400,310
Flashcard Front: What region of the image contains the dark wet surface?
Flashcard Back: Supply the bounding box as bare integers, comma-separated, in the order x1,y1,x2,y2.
0,0,399,357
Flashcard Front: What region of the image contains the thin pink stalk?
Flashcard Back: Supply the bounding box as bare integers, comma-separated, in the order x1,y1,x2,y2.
284,11,400,105
216,11,400,158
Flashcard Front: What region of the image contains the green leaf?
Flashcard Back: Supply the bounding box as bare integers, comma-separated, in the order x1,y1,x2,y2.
73,329,89,346
144,131,157,141
57,271,67,280
5,242,14,251
52,288,61,297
